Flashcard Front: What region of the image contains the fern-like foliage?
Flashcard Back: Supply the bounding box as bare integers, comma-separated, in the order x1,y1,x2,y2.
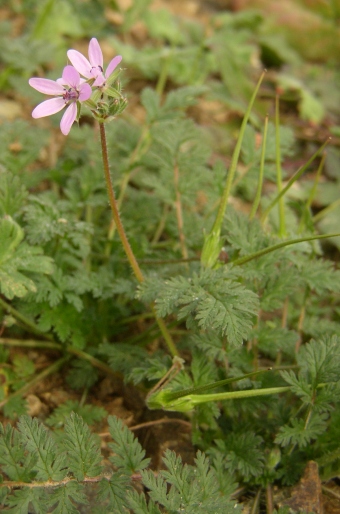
0,216,54,300
275,414,329,448
276,336,340,450
0,413,239,513
60,413,103,481
134,450,241,514
140,267,259,345
108,416,150,475
16,416,67,481
211,433,265,481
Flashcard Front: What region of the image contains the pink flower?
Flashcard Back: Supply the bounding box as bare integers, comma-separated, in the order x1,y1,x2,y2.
67,38,122,87
29,65,92,135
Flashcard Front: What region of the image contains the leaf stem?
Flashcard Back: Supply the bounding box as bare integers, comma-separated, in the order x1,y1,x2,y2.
0,297,54,340
0,338,120,378
0,357,69,409
232,232,340,266
165,368,272,401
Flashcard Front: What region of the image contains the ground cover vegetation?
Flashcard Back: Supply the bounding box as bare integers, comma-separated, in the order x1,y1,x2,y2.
0,0,340,512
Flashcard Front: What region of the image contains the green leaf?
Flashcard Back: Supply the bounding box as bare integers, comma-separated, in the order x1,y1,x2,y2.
37,303,85,347
108,416,150,475
0,171,28,217
0,423,34,481
61,412,102,481
46,401,107,428
275,413,328,448
150,268,259,346
0,216,24,261
47,481,88,514
297,335,340,385
97,474,130,513
280,370,313,405
17,416,66,481
127,489,162,514
213,433,265,480
140,449,241,513
0,216,54,300
4,487,48,514
300,89,325,124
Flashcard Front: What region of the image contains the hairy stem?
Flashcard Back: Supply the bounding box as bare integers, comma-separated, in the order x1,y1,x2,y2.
99,122,178,356
100,122,144,283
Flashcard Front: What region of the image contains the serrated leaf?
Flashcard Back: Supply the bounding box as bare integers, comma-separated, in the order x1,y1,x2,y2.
4,486,48,514
17,416,66,481
0,171,28,217
275,413,328,448
61,413,102,481
97,474,130,513
47,481,88,514
108,416,150,475
214,433,265,480
127,489,162,514
153,268,259,345
0,423,34,481
297,335,340,385
46,401,106,428
0,216,24,262
0,217,54,300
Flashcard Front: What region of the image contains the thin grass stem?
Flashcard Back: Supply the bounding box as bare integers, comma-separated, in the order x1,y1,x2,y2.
261,139,330,225
274,94,286,236
250,114,269,219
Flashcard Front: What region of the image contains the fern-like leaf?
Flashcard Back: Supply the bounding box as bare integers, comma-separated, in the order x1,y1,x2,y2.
61,412,102,481
46,481,88,514
275,413,328,448
0,423,34,482
17,416,66,481
97,474,130,513
153,268,259,345
108,416,150,475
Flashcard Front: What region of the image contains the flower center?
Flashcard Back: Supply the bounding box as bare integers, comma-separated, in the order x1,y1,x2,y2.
90,65,104,78
63,87,78,103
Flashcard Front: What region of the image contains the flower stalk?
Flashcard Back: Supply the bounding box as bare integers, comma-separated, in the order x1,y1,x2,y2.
99,122,179,357
99,122,144,284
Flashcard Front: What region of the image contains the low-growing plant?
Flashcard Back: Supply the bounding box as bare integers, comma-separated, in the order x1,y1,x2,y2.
0,9,340,513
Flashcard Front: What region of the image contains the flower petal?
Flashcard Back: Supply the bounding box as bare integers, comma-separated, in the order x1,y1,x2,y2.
60,103,77,135
67,49,92,78
78,83,92,101
29,78,64,96
92,74,106,87
89,38,103,69
32,98,65,118
62,65,80,88
105,55,122,79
